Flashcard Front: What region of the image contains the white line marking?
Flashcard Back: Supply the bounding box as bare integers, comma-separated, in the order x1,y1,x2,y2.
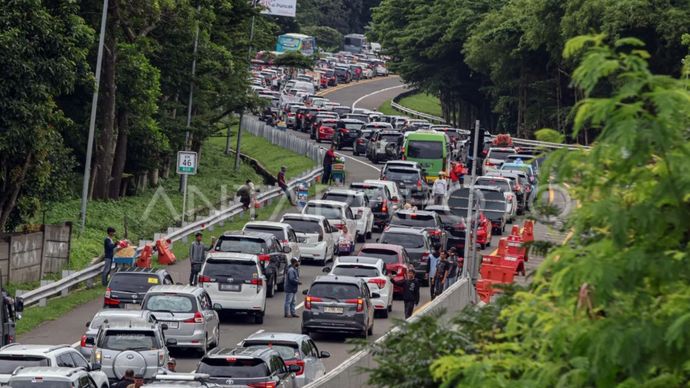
351,84,406,110
296,302,304,310
237,329,265,346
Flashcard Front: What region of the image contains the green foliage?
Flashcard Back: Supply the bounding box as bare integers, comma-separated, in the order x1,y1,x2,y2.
296,0,380,34
272,51,315,70
534,128,565,144
301,26,343,51
398,93,443,118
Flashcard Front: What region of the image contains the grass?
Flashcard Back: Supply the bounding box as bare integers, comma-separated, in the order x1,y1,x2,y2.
398,92,443,117
377,99,398,116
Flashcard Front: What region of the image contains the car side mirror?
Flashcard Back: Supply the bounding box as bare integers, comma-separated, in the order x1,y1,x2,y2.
161,323,169,331
166,338,178,347
371,293,381,299
283,246,292,254
302,290,309,295
89,362,101,371
288,364,301,373
322,267,331,273
320,351,331,359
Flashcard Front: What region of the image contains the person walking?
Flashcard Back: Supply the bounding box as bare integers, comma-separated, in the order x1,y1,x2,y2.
427,245,440,299
236,180,255,210
445,248,459,290
102,227,118,286
114,369,134,388
189,232,213,286
391,268,421,319
434,250,450,298
277,166,295,205
432,172,448,205
322,144,336,185
284,258,301,318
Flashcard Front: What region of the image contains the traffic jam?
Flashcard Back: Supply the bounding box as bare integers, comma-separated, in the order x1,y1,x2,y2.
2,51,541,388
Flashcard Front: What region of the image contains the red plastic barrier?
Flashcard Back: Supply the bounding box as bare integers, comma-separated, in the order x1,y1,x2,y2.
480,264,515,284
136,244,153,268
522,220,534,243
476,279,495,303
156,239,177,265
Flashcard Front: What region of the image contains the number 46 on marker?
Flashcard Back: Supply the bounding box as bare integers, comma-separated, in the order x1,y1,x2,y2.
177,151,198,175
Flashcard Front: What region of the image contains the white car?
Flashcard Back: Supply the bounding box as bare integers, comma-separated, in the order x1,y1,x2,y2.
364,179,403,209
483,147,517,175
8,367,110,388
302,200,358,243
280,214,336,264
198,253,267,324
375,65,388,76
0,344,108,386
326,256,394,318
475,176,518,221
321,188,374,242
243,221,302,262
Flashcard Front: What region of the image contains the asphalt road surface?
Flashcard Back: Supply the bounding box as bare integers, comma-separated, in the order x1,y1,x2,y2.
19,76,564,375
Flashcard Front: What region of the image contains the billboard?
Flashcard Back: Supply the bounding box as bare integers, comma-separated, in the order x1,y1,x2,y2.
259,0,297,17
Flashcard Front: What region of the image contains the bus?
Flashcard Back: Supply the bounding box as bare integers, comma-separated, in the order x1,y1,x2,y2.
276,33,317,56
343,33,369,53
403,130,450,184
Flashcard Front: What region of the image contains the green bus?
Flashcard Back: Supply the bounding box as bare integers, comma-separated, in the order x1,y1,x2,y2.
402,131,450,184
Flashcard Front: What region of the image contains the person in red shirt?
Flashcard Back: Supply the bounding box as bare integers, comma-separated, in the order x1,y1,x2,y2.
450,162,464,188
277,165,295,205
322,144,336,185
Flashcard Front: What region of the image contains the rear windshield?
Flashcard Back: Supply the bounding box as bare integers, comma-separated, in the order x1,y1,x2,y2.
322,193,364,207
479,190,505,202
108,273,160,292
380,233,425,249
203,260,259,281
0,356,49,374
407,140,443,159
215,236,267,254
501,165,530,174
346,114,368,122
304,204,342,219
391,214,437,228
433,212,464,226
242,344,298,361
476,178,511,192
331,265,379,278
359,249,400,265
340,122,364,131
10,382,70,388
282,219,322,235
143,294,195,314
244,226,284,240
380,134,401,143
197,358,270,378
385,169,419,183
483,201,506,211
309,283,361,299
350,186,384,201
488,150,515,160
99,330,160,351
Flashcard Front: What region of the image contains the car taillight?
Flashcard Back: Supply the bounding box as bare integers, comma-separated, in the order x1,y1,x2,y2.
357,138,365,144
429,229,442,236
381,199,388,212
288,113,295,117
258,254,271,262
305,296,322,310
282,239,289,245
198,275,212,284
248,382,277,388
249,278,263,286
421,251,429,262
368,278,386,289
454,222,466,231
417,179,422,189
104,288,120,305
345,298,364,312
184,311,204,324
104,287,111,298
158,350,165,367
80,336,89,348
484,160,494,167
334,223,345,230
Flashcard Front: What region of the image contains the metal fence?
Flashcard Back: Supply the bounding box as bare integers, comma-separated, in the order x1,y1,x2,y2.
241,116,326,163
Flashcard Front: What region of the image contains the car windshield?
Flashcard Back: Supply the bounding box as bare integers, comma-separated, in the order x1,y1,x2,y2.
143,294,195,313
244,226,284,240
488,150,515,160
380,233,425,249
385,169,419,183
304,204,342,219
322,193,364,207
350,186,384,202
10,382,71,388
407,140,443,159
215,236,267,254
391,214,437,228
359,249,400,265
476,178,511,192
99,330,160,351
282,219,322,235
0,356,49,374
242,344,298,361
203,260,259,281
108,273,160,293
197,358,270,378
309,283,361,299
331,265,379,278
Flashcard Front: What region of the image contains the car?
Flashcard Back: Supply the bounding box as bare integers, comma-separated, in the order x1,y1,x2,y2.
483,147,517,175
356,243,411,295
321,69,338,87
366,130,404,163
80,310,157,358
505,154,542,177
141,285,220,355
475,176,519,218
198,253,267,324
381,167,430,207
313,118,337,142
210,231,291,297
309,112,339,136
500,162,537,186
380,160,424,180
195,347,299,387
321,188,374,242
280,214,336,264
332,106,351,117
0,344,107,386
332,119,365,150
353,129,373,156
375,65,388,76
493,171,530,211
285,104,307,129
344,113,370,123
8,367,109,388
378,226,432,284
334,66,352,83
239,332,330,387
475,186,510,234
301,200,358,243
424,205,468,252
324,256,394,317
389,210,448,250
447,187,493,249
103,267,174,309
91,321,170,381
301,275,377,338
243,221,302,262
363,179,403,210
349,182,394,230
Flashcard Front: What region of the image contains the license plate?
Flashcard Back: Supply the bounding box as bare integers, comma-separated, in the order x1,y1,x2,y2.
324,307,343,314
220,283,241,291
164,321,179,329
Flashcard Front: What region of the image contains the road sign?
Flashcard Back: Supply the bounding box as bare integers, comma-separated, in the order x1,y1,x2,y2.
177,151,198,175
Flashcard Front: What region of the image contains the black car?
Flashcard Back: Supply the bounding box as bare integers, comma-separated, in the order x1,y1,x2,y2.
382,167,429,207
353,129,373,156
197,347,300,387
350,182,395,230
104,267,174,308
389,210,448,249
333,119,365,150
213,231,291,297
334,67,352,83
425,205,467,251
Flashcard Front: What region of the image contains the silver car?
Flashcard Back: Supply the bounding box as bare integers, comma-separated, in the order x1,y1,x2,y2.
141,285,220,355
91,321,170,381
80,310,156,358
240,332,330,387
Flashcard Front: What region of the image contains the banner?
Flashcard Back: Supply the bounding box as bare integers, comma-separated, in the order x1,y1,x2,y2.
259,0,297,17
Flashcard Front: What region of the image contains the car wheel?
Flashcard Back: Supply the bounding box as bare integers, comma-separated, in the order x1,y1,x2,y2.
357,232,365,243
380,309,389,318
353,149,358,156
388,304,393,312
267,276,276,297
199,335,208,357
367,324,374,336
359,329,368,339
301,327,309,335
212,326,220,349
255,313,264,324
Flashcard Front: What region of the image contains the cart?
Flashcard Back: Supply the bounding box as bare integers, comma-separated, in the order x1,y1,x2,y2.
330,156,346,186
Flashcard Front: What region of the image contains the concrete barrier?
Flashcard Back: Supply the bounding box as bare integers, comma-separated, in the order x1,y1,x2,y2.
304,277,475,388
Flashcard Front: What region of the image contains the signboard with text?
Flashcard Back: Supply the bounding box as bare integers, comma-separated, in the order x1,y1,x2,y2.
258,0,297,17
177,151,198,175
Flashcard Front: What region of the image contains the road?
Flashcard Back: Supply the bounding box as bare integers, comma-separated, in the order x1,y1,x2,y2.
19,76,561,375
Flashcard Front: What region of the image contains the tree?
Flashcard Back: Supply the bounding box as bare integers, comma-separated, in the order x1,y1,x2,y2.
301,26,342,51
273,51,315,78
0,0,93,231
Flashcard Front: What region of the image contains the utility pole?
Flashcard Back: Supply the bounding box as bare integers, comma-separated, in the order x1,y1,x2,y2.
462,120,481,281
79,0,109,233
234,1,258,169
180,5,201,194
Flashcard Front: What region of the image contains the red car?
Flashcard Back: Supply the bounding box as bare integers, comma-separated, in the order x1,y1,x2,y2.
357,243,410,295
316,119,337,142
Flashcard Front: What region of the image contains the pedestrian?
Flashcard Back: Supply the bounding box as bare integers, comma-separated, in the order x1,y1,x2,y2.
284,258,301,318
449,162,463,190
114,369,134,388
391,268,421,319
434,250,450,297
445,248,459,290
453,162,465,187
166,358,177,372
102,227,118,286
126,374,145,388
236,180,255,210
189,232,213,286
277,166,295,205
432,172,448,205
427,245,440,299
322,144,336,185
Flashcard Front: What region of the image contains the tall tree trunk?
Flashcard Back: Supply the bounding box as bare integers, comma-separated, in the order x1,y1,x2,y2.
109,109,128,199
0,153,32,232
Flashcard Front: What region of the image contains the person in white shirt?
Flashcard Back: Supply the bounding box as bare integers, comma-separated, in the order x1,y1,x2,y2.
432,172,448,205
